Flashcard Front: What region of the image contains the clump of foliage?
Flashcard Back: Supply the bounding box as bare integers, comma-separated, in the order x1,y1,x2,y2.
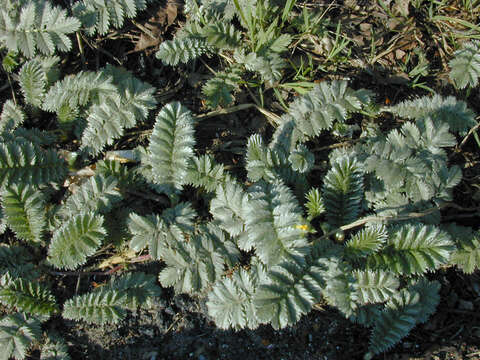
0,0,81,58
155,0,304,109
0,0,479,359
1,75,479,358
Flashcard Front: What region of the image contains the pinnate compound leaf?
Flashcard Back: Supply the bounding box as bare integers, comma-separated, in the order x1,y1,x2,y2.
202,70,241,109
0,140,67,187
0,100,25,135
446,224,480,274
387,94,476,134
210,181,248,237
156,37,210,65
304,188,324,220
253,244,338,329
449,41,480,89
73,0,151,35
186,155,228,192
9,128,56,147
203,22,242,49
245,134,270,182
158,229,232,294
57,175,122,219
96,159,144,189
0,313,41,360
128,203,195,259
62,289,125,325
41,334,71,360
244,181,309,265
102,65,157,122
2,183,46,243
63,271,160,325
345,225,387,259
451,236,480,274
128,213,169,259
207,269,260,330
322,155,364,227
289,80,372,138
246,53,285,85
0,245,34,279
353,270,399,304
79,67,157,156
245,133,305,192
19,59,46,107
318,256,358,317
0,275,57,316
47,213,106,270
80,95,130,155
0,1,80,58
42,70,116,113
148,102,195,194
106,272,162,310
367,224,454,275
366,280,440,357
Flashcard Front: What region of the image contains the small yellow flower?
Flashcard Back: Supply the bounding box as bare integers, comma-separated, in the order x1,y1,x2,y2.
295,224,310,232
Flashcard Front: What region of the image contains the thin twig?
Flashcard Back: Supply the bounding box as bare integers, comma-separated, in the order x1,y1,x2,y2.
199,102,281,124
458,120,480,149
317,202,480,241
50,255,152,277
75,275,81,294
312,139,363,152
256,106,282,125
80,33,123,65
130,20,157,39
127,103,279,139
243,85,282,125
218,52,235,65
129,254,152,263
165,314,183,334
76,32,86,66
197,103,257,119
369,36,405,65
200,58,217,75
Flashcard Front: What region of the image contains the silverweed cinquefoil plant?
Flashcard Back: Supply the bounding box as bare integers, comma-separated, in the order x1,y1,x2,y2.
0,1,479,359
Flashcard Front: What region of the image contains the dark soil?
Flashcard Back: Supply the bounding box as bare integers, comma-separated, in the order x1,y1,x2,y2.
44,267,480,360
56,272,480,360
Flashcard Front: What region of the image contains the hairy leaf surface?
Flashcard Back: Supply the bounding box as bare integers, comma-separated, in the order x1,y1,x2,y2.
0,275,57,316
148,102,196,194
244,181,309,265
0,140,66,187
368,224,454,275
2,183,46,243
47,213,106,270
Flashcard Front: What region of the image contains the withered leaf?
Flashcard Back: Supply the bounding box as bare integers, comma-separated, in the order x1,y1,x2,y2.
133,0,180,52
